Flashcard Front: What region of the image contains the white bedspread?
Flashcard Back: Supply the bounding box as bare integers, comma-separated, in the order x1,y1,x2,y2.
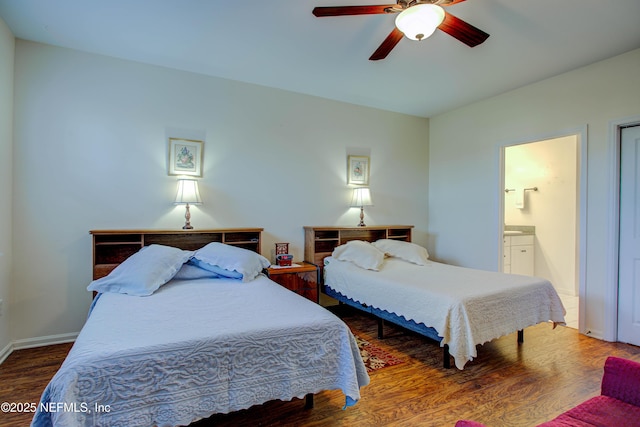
324,257,566,369
32,275,369,427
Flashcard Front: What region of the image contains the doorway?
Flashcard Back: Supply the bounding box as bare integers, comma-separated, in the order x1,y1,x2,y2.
502,134,582,329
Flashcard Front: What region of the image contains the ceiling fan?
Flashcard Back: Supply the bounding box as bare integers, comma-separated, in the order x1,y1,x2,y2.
312,0,489,60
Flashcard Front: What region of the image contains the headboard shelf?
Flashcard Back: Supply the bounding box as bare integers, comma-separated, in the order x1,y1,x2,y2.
304,225,413,268
90,228,263,280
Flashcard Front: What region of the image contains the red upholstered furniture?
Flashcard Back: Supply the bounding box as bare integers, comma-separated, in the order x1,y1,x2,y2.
455,356,640,427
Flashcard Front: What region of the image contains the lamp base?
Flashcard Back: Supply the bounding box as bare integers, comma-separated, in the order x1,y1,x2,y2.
357,207,366,227
182,203,194,230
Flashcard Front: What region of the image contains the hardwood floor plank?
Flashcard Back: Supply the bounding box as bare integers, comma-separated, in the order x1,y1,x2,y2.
1,309,638,427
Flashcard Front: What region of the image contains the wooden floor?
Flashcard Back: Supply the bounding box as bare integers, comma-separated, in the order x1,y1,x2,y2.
1,306,639,427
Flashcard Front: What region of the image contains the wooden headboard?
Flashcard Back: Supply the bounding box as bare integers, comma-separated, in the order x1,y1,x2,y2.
90,228,263,280
303,225,413,268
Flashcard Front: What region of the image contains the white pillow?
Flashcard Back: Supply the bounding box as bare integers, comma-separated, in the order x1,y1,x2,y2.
172,261,221,280
87,244,193,296
192,242,271,282
332,240,385,271
189,258,243,279
373,239,429,266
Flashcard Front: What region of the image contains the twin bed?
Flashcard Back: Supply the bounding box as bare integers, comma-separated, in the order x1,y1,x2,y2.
304,226,566,370
31,229,369,427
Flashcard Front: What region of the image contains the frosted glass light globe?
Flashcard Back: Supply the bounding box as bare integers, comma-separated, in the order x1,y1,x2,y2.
395,4,445,41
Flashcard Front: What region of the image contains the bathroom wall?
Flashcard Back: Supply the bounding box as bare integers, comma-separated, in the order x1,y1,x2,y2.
504,135,578,296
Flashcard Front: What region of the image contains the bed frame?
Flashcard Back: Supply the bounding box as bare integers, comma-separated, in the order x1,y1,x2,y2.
303,225,524,369
90,228,315,409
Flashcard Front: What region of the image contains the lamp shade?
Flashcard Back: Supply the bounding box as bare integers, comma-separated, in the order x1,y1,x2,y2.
350,187,373,207
174,178,202,205
395,4,445,41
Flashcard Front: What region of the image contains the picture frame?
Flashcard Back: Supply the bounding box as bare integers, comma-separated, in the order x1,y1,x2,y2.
347,155,369,185
168,138,203,177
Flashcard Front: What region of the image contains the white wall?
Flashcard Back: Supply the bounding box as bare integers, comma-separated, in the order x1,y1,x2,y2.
10,40,429,344
504,136,577,296
0,16,14,358
429,48,640,339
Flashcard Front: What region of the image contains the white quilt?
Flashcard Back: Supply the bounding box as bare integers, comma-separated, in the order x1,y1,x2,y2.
32,276,369,427
324,257,566,370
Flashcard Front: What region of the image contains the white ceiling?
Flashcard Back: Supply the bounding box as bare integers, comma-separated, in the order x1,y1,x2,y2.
1,0,639,118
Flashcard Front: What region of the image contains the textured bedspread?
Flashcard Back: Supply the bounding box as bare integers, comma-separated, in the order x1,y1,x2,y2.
32,276,369,427
324,257,566,369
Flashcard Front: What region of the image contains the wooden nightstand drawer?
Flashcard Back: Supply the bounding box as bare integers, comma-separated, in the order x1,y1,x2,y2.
266,261,319,303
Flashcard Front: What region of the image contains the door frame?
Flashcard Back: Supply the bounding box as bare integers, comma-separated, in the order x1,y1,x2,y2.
497,125,588,333
606,115,640,342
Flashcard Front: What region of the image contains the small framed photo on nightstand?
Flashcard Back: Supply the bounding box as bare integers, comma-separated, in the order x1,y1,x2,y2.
168,138,203,177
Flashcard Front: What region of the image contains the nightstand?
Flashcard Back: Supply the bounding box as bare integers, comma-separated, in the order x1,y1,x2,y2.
266,261,320,303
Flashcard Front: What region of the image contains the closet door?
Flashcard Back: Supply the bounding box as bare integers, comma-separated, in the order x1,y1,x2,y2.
618,125,640,346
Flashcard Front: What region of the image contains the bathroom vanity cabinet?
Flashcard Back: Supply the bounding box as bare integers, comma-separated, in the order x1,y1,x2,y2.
503,234,534,276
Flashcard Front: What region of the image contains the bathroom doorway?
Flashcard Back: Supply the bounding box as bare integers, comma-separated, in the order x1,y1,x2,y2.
502,134,581,329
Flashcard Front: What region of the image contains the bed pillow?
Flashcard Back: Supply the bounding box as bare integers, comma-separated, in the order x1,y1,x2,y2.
87,244,193,296
373,239,429,266
172,261,221,280
192,242,271,282
332,240,385,271
189,258,243,279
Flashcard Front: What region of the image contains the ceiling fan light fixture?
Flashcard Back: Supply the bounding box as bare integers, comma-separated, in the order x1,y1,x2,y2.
395,4,445,41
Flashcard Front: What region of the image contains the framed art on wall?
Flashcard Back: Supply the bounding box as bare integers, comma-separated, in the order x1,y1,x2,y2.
168,138,203,177
347,155,369,185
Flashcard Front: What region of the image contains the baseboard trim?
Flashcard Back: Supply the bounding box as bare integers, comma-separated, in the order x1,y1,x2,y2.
0,341,12,365
0,333,78,366
12,332,78,351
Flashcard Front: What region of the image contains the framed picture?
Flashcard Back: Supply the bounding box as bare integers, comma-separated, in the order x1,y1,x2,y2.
347,155,369,185
168,138,203,177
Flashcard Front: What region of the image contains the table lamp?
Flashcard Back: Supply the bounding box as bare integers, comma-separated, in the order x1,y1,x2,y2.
174,178,202,229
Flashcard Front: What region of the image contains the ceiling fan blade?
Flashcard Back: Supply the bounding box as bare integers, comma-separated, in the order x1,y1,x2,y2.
369,27,404,61
313,5,398,17
438,11,489,47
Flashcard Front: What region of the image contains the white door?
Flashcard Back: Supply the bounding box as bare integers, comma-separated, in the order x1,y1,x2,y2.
618,125,640,345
